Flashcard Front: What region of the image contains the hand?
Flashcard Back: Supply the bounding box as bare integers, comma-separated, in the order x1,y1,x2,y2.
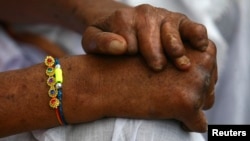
82,4,208,71
63,40,217,132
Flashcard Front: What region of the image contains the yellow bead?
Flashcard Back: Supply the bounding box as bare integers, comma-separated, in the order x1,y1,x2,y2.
55,68,63,83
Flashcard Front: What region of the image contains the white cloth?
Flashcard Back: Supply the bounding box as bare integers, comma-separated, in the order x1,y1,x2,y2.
111,119,204,141
205,0,250,124
0,27,45,71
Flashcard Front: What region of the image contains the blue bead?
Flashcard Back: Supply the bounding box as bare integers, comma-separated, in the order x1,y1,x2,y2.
58,89,62,100
55,58,60,65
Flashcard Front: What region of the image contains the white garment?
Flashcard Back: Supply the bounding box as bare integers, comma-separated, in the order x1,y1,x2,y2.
206,0,250,124
0,27,45,71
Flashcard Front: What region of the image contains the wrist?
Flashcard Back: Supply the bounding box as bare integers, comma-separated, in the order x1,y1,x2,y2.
59,55,105,123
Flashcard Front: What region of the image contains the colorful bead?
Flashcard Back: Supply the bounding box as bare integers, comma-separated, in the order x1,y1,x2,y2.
56,83,62,89
55,58,60,65
57,89,62,100
55,67,63,83
44,56,55,67
55,64,61,69
48,86,58,98
45,56,67,125
46,67,55,76
49,97,60,109
47,76,56,86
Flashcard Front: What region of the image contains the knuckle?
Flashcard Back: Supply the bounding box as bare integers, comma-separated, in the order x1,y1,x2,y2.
203,90,215,110
193,97,204,111
109,8,133,28
167,10,187,18
207,40,217,56
204,74,211,89
113,8,126,18
168,45,183,57
178,88,202,112
182,96,202,113
111,9,129,25
190,24,208,45
174,12,188,19
165,35,184,57
193,24,207,36
127,45,138,54
199,48,216,70
136,4,153,11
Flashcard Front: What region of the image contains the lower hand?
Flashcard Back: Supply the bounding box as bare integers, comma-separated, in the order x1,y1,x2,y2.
64,40,217,132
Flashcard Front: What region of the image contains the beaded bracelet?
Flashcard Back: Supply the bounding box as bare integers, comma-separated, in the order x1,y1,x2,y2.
45,56,68,125
55,58,68,125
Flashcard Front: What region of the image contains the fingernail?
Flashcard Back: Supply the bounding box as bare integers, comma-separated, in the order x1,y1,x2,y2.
153,64,164,71
149,62,163,71
176,56,191,69
150,58,166,71
109,40,126,54
201,45,208,51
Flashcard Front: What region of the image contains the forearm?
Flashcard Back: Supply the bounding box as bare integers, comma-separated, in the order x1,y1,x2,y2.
0,0,62,25
0,55,103,137
0,55,146,137
0,0,130,33
0,49,215,137
0,54,169,137
0,64,60,137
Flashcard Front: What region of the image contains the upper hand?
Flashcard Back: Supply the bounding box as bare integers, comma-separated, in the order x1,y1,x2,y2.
82,4,208,71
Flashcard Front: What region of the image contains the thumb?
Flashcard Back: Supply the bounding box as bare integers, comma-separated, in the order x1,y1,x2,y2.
181,111,208,133
82,26,127,55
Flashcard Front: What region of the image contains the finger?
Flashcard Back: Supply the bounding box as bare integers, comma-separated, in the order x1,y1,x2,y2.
203,89,215,110
82,26,127,55
182,111,208,132
203,63,217,110
116,29,138,55
137,20,167,71
205,40,217,67
199,40,217,110
161,21,191,70
180,19,209,51
195,40,217,72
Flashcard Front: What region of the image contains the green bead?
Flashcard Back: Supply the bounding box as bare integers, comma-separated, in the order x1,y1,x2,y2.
46,67,55,76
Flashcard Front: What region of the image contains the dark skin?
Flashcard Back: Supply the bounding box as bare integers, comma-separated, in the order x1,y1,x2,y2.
82,4,208,71
0,0,208,71
0,41,217,137
0,0,217,138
